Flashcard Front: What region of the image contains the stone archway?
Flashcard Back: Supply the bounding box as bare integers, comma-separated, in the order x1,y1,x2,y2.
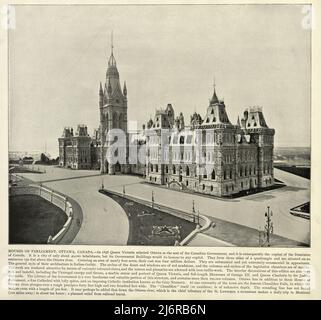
115,161,121,173
167,180,182,190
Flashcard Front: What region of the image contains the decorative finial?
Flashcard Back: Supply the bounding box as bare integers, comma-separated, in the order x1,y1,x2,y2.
111,30,114,55
210,75,219,105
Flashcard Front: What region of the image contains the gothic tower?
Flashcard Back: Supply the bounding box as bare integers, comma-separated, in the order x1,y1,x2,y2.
100,34,128,174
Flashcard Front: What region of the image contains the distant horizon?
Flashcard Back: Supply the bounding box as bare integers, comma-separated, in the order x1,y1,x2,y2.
9,144,311,160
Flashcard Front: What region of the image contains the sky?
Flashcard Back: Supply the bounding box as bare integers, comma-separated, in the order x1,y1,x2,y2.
9,4,311,158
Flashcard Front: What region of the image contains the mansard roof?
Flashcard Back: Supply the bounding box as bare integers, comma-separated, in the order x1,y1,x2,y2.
241,107,269,129
201,88,231,126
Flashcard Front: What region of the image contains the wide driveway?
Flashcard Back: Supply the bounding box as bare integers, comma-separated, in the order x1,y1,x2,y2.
18,166,310,245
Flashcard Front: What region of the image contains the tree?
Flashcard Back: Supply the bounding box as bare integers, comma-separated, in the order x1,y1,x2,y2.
40,153,49,163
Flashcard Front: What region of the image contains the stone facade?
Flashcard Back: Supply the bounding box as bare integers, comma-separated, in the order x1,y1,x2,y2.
144,90,275,197
58,41,275,196
58,125,92,170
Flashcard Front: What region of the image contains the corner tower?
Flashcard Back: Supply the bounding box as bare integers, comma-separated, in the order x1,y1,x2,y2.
99,34,128,174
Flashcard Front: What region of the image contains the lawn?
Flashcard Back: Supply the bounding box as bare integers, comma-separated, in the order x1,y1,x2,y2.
9,194,67,244
99,190,196,246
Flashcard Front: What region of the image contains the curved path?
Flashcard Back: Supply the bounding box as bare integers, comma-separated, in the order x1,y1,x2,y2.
18,166,135,245
18,165,310,246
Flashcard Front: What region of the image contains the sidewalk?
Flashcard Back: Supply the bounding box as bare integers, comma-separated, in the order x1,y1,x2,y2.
196,215,306,247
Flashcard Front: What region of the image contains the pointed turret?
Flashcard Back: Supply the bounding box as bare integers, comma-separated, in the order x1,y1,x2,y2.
237,116,241,127
210,87,219,105
99,82,103,107
123,81,127,97
210,77,219,105
201,81,231,126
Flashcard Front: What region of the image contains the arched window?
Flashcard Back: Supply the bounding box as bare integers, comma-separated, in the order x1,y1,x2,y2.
151,164,153,172
223,170,226,180
173,165,176,174
211,169,215,180
119,113,123,130
165,165,168,173
211,185,213,191
113,112,118,128
155,164,158,172
186,166,190,176
230,170,232,179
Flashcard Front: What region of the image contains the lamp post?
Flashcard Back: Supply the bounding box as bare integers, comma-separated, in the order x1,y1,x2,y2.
101,178,104,190
192,200,196,223
123,185,125,197
152,190,154,209
264,206,273,247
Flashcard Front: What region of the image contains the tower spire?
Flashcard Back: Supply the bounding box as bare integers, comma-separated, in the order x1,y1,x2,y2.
108,30,116,67
210,75,219,105
111,30,114,55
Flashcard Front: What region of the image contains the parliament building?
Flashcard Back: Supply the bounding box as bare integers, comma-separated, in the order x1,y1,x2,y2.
58,41,275,197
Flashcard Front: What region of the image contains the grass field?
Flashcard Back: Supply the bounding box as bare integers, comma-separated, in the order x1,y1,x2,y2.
9,194,67,244
100,190,196,246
